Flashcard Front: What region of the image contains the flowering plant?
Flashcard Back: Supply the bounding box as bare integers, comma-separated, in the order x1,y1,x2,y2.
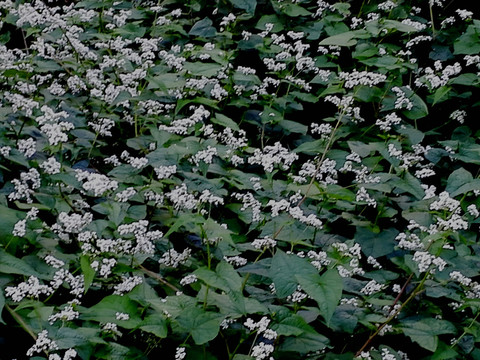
1,0,480,359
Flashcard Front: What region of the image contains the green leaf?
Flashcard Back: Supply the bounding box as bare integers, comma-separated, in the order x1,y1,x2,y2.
175,307,223,344
454,25,480,55
449,179,480,197
80,295,141,329
401,318,456,352
296,270,343,325
211,114,240,131
0,289,5,325
189,17,216,38
279,330,329,353
269,250,317,298
432,86,451,106
256,14,283,32
382,19,419,33
230,0,257,14
355,227,398,258
449,73,479,86
402,90,429,120
391,172,425,200
0,249,47,279
282,3,312,17
329,305,361,334
80,256,95,293
320,31,357,46
184,62,222,77
138,313,168,338
0,205,21,246
273,314,317,336
446,168,473,195
195,262,242,293
278,119,308,134
127,205,147,220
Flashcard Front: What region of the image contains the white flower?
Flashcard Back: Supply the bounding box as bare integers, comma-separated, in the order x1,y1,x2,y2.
154,165,177,179
115,312,130,321
252,236,276,250
113,275,143,295
26,330,58,356
360,280,386,295
12,219,26,237
40,157,61,174
18,138,36,158
175,347,186,360
180,274,198,286
75,170,118,196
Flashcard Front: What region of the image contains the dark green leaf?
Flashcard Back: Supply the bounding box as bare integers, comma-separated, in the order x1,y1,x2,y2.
189,17,216,38
230,0,257,14
175,307,222,344
269,250,317,298
296,270,343,325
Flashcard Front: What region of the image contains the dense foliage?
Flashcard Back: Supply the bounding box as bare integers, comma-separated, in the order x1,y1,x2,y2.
1,0,480,358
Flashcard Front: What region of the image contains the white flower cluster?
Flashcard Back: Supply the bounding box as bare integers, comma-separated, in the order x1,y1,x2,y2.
18,137,37,158
376,112,402,131
252,236,277,250
115,187,137,202
248,142,298,173
117,220,163,255
333,242,365,278
12,219,26,237
75,169,119,196
159,105,210,135
287,285,308,303
48,349,78,360
48,304,79,324
5,276,54,302
307,250,331,270
154,165,177,179
180,274,198,286
243,317,277,359
120,151,149,169
8,168,41,203
190,145,218,166
113,275,143,295
392,87,414,110
36,105,74,146
175,347,187,360
412,251,447,273
339,69,387,88
360,279,386,296
166,183,198,210
449,109,466,124
415,61,462,89
88,117,115,136
223,255,248,267
233,192,262,222
52,212,93,241
40,156,62,174
356,187,377,207
158,248,191,268
26,330,59,357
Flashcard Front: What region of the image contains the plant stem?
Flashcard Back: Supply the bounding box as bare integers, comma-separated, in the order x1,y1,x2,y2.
355,271,429,357
139,265,181,292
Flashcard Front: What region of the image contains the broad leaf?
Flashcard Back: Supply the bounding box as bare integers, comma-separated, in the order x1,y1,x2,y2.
296,270,343,325
175,307,223,344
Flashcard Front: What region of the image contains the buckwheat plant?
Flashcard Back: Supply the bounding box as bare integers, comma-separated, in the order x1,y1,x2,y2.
1,0,480,359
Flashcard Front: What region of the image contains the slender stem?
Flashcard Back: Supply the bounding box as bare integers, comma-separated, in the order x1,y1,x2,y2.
450,310,480,348
355,272,429,357
240,249,266,292
429,4,436,36
6,304,37,340
139,265,181,292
